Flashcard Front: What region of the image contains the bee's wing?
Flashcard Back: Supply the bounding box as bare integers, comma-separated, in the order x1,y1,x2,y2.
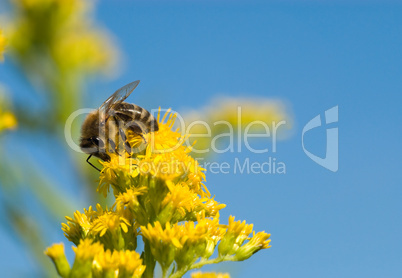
99,80,140,116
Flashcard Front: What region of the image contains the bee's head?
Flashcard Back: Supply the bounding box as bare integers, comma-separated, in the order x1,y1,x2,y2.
80,110,110,161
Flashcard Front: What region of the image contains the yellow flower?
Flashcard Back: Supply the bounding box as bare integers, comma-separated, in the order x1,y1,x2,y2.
249,231,271,249
44,243,71,277
0,110,17,132
141,221,183,249
141,221,182,269
234,231,271,261
218,216,254,256
143,109,187,154
227,216,254,239
93,249,146,278
91,210,130,237
191,272,231,278
62,209,92,245
176,214,225,264
139,110,205,188
141,215,225,270
197,197,226,218
99,110,209,199
114,187,147,211
72,238,103,261
49,106,273,277
70,239,104,277
114,187,148,226
0,30,6,61
161,182,200,219
62,204,135,249
98,154,139,197
9,0,118,76
44,243,65,260
52,29,118,74
14,0,86,14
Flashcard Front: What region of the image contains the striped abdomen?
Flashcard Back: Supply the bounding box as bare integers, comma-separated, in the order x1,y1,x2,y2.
113,102,159,133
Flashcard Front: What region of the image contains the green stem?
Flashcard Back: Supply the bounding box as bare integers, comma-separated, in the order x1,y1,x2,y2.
142,238,156,278
162,266,168,278
169,256,235,278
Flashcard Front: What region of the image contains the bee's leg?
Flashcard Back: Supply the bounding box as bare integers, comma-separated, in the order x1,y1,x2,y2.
125,141,132,154
126,121,147,144
86,154,101,172
108,138,119,154
118,127,132,154
138,133,147,144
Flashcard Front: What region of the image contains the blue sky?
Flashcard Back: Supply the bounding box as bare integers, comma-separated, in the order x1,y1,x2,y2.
1,1,402,277
93,2,402,276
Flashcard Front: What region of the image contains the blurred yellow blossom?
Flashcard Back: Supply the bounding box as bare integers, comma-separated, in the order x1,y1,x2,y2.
191,272,231,278
0,110,17,132
184,97,292,157
9,0,117,72
0,92,17,132
6,0,119,124
0,29,6,61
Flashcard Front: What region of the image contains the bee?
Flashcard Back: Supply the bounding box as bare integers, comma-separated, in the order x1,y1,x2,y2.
80,80,159,171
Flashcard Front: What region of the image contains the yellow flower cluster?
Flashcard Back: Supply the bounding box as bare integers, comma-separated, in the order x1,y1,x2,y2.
99,110,209,199
45,239,145,278
8,0,118,75
46,110,271,277
62,204,138,251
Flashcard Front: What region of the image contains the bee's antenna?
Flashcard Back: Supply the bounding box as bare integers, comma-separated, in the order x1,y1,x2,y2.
86,155,101,172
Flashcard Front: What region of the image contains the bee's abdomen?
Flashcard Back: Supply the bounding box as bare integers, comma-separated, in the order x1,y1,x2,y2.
116,102,159,132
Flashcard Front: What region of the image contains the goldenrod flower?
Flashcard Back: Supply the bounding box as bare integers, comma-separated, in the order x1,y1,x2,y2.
0,110,17,132
93,249,146,278
91,210,130,237
62,209,92,245
48,108,272,277
234,231,271,261
141,221,182,270
99,110,209,201
70,239,102,277
62,204,137,250
9,0,117,75
0,29,6,61
72,238,103,261
191,272,231,278
52,29,117,74
218,216,254,256
115,187,147,211
174,215,225,268
44,243,65,259
141,215,225,271
99,154,140,197
160,182,203,222
44,243,70,277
